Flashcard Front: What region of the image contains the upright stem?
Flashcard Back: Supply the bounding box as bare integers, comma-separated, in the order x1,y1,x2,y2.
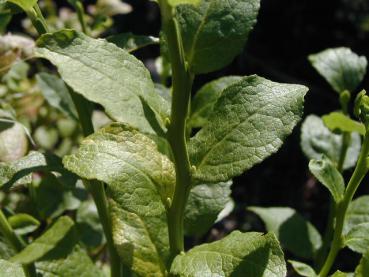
26,5,49,35
159,1,194,260
74,1,88,35
319,132,369,277
0,210,37,277
71,92,122,277
27,8,122,276
316,97,351,269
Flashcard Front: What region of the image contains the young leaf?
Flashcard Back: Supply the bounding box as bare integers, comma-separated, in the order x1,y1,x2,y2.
176,0,260,73
189,75,307,183
289,260,317,277
171,231,286,277
322,112,365,135
309,47,367,93
301,115,361,170
184,181,232,237
0,259,25,277
107,32,159,52
10,216,76,264
63,123,174,276
189,76,242,128
248,207,322,259
355,250,369,277
36,72,78,120
344,195,369,235
36,29,169,135
8,213,40,235
344,223,369,254
4,0,37,12
309,156,345,203
331,271,354,277
0,235,15,259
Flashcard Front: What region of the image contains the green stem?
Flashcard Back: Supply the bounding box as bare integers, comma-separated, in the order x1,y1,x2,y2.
74,1,88,35
316,97,351,270
319,131,369,277
159,0,194,260
70,92,122,277
0,210,37,277
26,8,122,276
26,5,48,35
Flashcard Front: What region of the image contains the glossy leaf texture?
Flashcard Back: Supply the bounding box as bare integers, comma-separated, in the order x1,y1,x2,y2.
184,181,232,237
36,72,78,120
289,260,317,277
171,231,286,277
301,115,361,170
36,29,170,135
107,32,159,52
189,76,242,128
309,47,367,93
309,156,345,203
63,123,175,276
189,75,307,183
176,0,260,74
0,151,76,190
248,207,322,259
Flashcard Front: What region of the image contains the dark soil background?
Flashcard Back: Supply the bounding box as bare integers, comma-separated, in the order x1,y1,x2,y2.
7,0,369,273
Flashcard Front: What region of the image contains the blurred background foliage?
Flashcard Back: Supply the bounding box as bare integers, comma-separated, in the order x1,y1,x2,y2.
1,0,369,274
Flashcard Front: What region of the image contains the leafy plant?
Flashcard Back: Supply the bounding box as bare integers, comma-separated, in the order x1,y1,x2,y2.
250,47,369,277
0,0,320,276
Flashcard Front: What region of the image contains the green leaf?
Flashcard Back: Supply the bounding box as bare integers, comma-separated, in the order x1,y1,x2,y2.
36,72,78,120
36,244,104,277
176,0,260,73
0,121,28,162
10,216,76,264
171,231,286,277
33,174,86,219
184,181,232,237
8,213,40,235
344,223,369,254
288,260,317,277
309,156,345,203
322,112,365,135
95,0,132,16
189,76,242,128
344,195,369,235
0,151,76,190
331,271,354,277
301,115,361,170
0,235,15,259
5,0,36,11
168,0,200,6
76,199,105,249
355,250,369,277
36,29,169,135
309,47,367,93
248,207,322,259
63,123,174,276
107,32,159,52
189,75,307,183
0,259,25,277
